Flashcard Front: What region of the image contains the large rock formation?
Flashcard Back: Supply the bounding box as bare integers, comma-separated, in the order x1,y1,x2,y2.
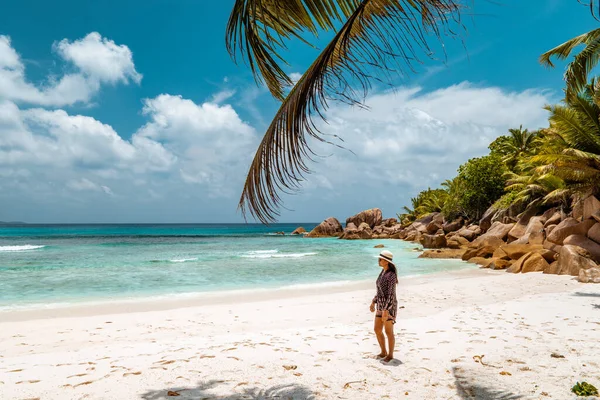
443,218,464,234
357,222,373,239
346,208,382,229
563,234,600,262
521,253,550,273
457,227,479,241
506,251,549,274
507,206,540,241
507,253,532,273
497,243,544,261
419,249,466,259
579,267,600,283
306,217,343,237
588,223,600,244
472,222,514,245
546,218,595,245
479,206,497,232
420,233,447,249
404,230,422,242
544,211,562,228
548,245,598,276
489,258,512,270
479,203,523,232
462,236,505,261
468,257,494,267
583,195,600,221
381,218,398,227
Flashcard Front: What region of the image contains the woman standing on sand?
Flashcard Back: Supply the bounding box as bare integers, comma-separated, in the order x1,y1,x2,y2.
370,250,398,363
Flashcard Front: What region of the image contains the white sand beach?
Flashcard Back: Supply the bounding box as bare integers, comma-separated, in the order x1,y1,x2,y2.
1,268,599,400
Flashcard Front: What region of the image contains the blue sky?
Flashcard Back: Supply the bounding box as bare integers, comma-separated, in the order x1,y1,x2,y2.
0,0,598,223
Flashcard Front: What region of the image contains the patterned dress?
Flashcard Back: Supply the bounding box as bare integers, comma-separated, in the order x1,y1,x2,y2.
372,269,398,323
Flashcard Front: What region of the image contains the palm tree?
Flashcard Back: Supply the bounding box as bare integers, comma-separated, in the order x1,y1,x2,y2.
493,126,539,171
227,0,465,223
504,171,570,208
397,187,448,224
530,81,600,199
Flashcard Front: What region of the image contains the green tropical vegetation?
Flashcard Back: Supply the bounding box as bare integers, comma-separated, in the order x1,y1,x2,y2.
400,21,600,225
571,381,598,396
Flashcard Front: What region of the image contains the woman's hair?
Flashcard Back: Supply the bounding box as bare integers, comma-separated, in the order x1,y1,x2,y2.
386,261,399,283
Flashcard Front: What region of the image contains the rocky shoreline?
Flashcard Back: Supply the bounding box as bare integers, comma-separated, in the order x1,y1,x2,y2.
295,200,600,284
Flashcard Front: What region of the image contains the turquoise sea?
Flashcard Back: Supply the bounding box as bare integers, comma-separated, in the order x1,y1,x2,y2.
0,224,469,310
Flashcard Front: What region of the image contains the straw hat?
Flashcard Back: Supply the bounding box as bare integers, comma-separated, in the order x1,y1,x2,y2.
378,250,395,266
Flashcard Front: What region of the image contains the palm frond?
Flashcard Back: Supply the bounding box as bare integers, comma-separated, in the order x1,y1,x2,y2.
543,188,571,205
580,0,600,20
546,104,600,153
236,0,464,223
227,0,361,101
540,28,600,95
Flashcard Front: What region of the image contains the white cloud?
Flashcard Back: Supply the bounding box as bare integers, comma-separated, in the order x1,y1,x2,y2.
67,178,102,192
136,94,255,196
0,71,554,222
101,185,115,196
291,83,554,219
211,89,236,104
54,32,142,85
0,36,21,69
0,32,141,107
289,72,303,85
0,92,257,221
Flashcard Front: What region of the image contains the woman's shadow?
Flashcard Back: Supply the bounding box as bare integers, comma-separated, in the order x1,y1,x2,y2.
380,358,403,367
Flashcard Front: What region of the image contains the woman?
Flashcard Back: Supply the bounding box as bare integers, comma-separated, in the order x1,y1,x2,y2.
370,250,398,363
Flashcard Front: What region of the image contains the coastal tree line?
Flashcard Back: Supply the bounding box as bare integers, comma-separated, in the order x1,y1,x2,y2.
399,25,600,226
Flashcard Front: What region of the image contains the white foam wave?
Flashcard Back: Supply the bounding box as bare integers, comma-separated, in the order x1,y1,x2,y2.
246,250,278,255
0,245,46,252
241,252,317,259
169,258,198,263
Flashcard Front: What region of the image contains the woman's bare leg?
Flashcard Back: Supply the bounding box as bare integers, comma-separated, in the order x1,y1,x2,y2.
373,316,387,357
383,320,395,362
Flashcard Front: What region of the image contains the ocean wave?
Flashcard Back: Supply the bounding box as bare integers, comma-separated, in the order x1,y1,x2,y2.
169,258,198,263
246,250,278,255
241,252,317,259
0,245,46,252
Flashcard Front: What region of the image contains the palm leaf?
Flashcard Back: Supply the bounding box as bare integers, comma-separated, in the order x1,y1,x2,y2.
540,28,600,95
226,0,361,101
235,0,463,222
543,188,571,205
581,0,600,20
545,104,600,153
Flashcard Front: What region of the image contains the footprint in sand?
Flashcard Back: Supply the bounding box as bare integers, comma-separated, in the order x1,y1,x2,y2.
16,380,40,384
